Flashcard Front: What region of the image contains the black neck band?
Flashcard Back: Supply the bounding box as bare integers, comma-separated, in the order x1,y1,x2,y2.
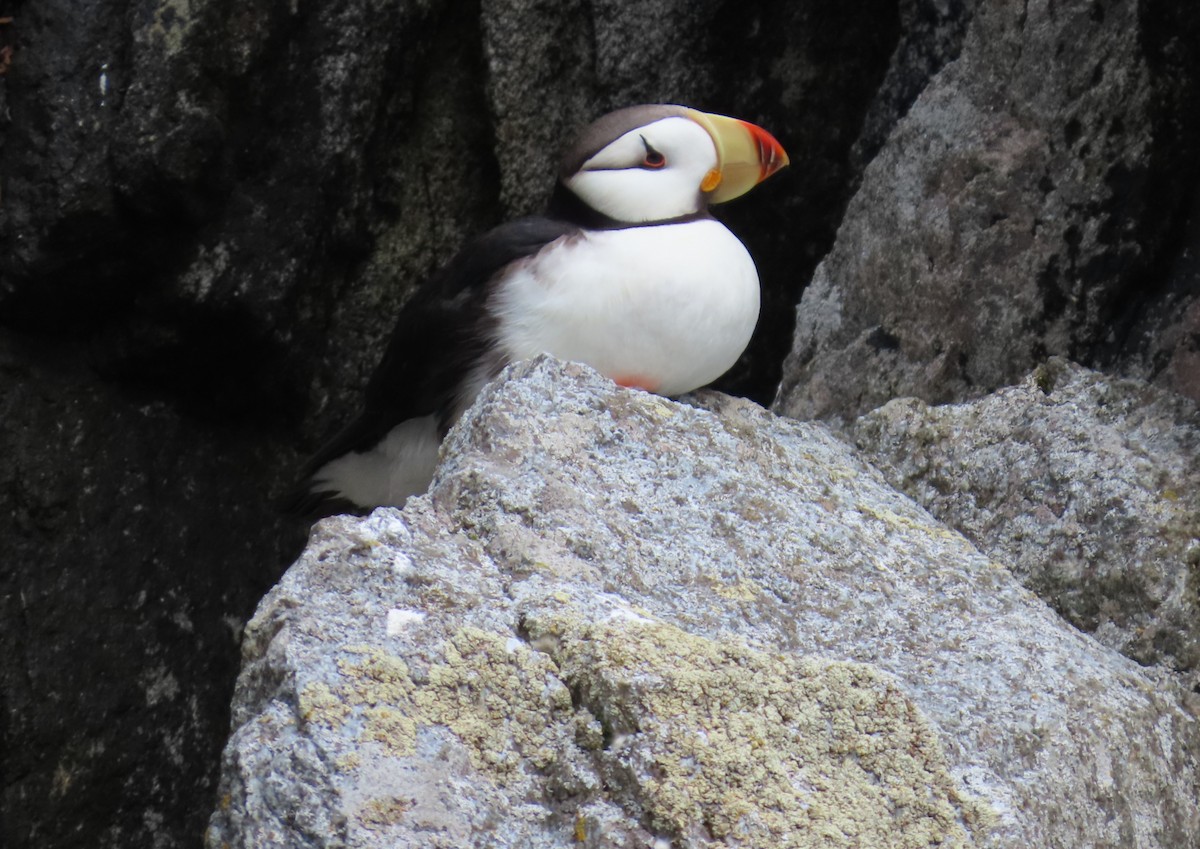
547,182,711,230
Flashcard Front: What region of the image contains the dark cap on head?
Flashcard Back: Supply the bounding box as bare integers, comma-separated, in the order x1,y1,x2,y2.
558,105,695,178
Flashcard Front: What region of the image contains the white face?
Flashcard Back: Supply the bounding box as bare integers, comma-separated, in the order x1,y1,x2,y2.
563,117,718,223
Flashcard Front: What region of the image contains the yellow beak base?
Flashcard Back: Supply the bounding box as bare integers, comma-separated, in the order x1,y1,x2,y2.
685,109,790,204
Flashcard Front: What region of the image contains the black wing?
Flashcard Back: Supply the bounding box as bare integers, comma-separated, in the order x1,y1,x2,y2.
282,216,577,515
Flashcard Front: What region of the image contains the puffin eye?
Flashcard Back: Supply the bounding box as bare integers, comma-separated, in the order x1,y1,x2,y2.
640,136,666,169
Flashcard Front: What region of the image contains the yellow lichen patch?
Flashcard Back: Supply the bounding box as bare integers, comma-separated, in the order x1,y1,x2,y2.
328,649,422,757
303,617,992,846
352,796,410,829
337,649,417,709
316,628,573,776
413,627,573,775
538,616,991,848
714,578,760,602
356,796,409,830
859,504,961,541
298,681,352,728
643,398,678,421
361,706,419,753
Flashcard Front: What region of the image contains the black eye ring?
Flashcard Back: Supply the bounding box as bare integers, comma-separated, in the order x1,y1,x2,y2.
640,135,666,169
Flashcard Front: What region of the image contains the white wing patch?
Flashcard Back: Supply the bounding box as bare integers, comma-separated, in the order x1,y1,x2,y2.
312,415,441,508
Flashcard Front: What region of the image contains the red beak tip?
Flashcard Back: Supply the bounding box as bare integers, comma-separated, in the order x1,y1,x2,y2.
738,119,789,182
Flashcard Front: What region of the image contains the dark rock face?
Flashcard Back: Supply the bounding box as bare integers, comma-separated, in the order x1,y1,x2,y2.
2,0,501,418
0,2,900,847
3,3,498,845
775,0,1200,424
850,0,982,175
1118,178,1200,400
0,334,299,848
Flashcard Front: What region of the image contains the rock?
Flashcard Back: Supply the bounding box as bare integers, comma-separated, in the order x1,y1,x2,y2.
210,358,1200,849
1116,180,1200,402
2,3,498,845
0,334,304,849
853,358,1200,689
849,0,982,174
775,0,1200,424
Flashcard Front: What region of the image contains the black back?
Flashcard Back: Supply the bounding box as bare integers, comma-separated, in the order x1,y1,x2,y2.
281,216,577,515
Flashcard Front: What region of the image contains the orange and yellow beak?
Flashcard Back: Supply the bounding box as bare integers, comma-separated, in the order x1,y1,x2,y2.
684,109,790,204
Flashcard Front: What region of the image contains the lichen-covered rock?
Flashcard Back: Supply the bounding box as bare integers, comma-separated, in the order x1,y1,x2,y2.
775,0,1200,423
210,358,1200,849
853,358,1200,688
222,606,981,848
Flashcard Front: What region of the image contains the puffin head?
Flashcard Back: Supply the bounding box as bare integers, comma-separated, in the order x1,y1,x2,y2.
557,104,789,224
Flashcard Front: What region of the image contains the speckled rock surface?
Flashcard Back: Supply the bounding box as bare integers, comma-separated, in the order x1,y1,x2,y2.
775,0,1200,423
210,358,1199,849
853,358,1200,689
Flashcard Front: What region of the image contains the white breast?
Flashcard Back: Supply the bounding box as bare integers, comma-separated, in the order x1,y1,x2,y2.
491,219,760,397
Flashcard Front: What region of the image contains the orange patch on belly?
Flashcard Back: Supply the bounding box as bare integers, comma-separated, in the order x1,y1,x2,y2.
611,373,660,393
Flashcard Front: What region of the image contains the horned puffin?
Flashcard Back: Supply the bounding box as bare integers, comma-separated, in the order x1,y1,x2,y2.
287,104,788,515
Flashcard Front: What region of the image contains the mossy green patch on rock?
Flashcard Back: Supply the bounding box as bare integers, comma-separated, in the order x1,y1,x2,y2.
532,615,991,848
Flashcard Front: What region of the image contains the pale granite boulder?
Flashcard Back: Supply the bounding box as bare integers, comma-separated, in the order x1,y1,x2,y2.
209,358,1199,848
853,358,1200,688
